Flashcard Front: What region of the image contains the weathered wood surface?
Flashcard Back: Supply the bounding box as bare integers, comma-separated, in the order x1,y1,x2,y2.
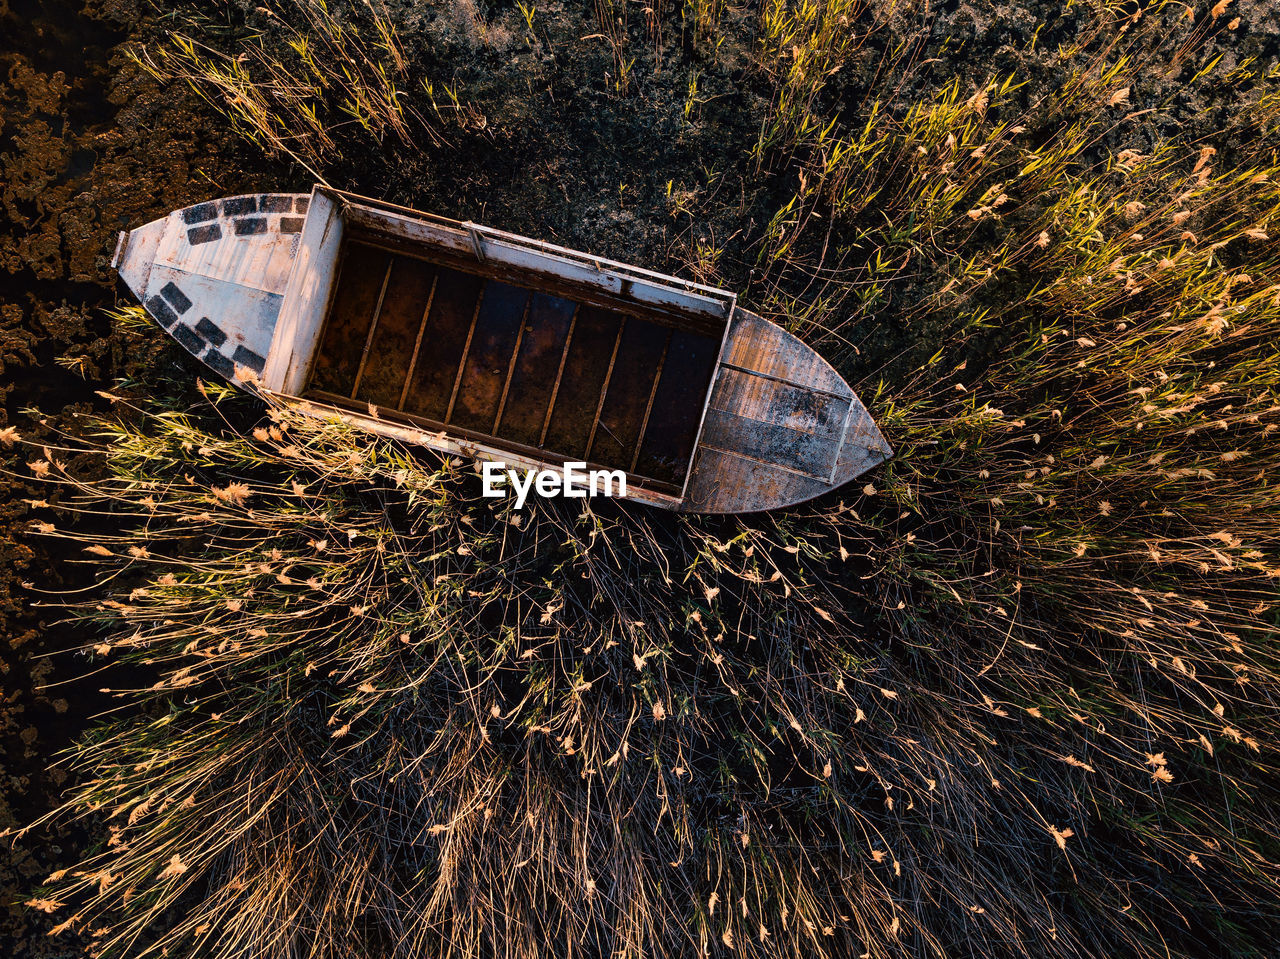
265,190,343,395
297,238,723,496
681,308,891,513
116,186,891,513
338,195,736,336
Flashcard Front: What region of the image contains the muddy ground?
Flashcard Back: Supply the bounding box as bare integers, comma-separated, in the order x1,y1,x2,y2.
0,0,267,951
2,0,1279,955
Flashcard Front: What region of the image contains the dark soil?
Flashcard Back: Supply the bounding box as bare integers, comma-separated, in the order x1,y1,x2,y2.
0,0,269,950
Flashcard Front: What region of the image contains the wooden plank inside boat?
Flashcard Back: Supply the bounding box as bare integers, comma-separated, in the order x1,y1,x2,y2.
305,237,725,492
309,243,391,396
400,267,484,422
588,320,669,467
541,305,624,460
353,259,438,409
494,293,577,447
449,280,530,433
632,330,722,486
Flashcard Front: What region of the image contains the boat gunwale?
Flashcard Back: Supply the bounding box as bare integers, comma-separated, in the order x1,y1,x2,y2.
322,187,737,313
342,227,730,339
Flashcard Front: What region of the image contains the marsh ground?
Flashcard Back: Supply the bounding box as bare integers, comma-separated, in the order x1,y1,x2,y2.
3,1,1280,957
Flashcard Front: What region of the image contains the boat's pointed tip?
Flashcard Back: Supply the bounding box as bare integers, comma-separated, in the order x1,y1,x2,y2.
113,216,167,297
830,409,893,488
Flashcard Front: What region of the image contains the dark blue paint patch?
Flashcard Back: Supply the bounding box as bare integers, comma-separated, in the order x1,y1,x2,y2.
295,196,310,213
160,281,192,314
260,195,292,212
173,323,204,354
233,345,266,374
188,223,222,245
204,349,235,378
194,317,227,348
234,217,268,236
221,196,257,216
182,202,218,224
146,295,180,328
280,217,305,233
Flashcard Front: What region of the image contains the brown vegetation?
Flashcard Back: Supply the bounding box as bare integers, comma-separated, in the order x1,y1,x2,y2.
5,1,1280,958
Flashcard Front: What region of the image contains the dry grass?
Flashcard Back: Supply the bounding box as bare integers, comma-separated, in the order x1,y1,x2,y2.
129,0,451,182
9,0,1280,957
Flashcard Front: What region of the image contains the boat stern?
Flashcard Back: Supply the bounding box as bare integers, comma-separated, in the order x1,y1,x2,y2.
113,193,309,385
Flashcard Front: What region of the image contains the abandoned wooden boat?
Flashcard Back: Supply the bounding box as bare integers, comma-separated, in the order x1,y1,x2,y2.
112,186,891,513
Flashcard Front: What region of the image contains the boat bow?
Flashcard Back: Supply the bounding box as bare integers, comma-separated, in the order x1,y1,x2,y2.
681,309,891,512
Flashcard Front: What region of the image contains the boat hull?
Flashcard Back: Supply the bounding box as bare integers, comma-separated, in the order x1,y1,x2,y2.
114,187,891,513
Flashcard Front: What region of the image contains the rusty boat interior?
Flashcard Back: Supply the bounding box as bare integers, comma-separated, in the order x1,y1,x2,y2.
307,235,724,499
